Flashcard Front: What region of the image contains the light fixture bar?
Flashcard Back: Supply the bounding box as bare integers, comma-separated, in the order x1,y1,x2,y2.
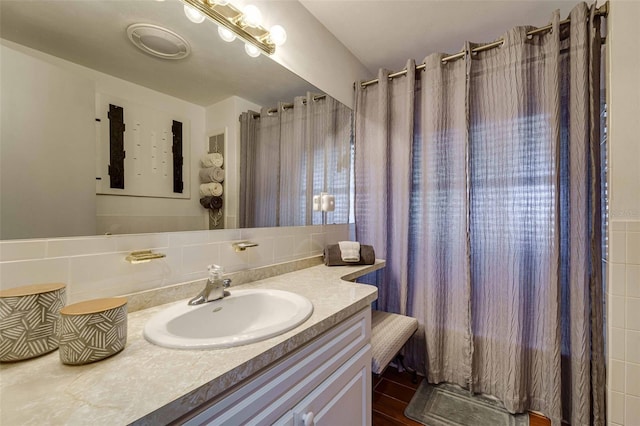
182,0,275,55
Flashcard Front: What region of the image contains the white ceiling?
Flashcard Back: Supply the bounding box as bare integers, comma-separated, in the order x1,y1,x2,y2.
1,0,586,106
0,0,318,107
300,0,581,76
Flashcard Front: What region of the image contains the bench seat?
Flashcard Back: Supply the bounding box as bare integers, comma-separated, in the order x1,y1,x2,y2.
371,310,418,375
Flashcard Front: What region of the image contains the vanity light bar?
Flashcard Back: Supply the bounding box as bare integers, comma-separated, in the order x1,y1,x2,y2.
182,0,276,55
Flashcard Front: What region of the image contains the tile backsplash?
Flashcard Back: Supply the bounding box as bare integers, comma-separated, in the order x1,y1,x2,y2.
0,224,349,304
607,220,640,426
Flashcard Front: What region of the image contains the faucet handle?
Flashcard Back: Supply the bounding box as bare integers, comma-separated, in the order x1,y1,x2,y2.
223,278,232,288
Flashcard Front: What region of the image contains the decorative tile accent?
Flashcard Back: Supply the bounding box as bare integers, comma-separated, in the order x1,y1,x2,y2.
0,285,66,362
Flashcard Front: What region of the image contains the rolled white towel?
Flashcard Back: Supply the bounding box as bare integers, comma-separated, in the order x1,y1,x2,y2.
338,241,360,263
201,153,223,168
199,166,225,183
199,182,223,197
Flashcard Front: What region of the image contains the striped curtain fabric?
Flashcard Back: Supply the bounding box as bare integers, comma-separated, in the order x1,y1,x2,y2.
239,93,352,227
354,3,604,425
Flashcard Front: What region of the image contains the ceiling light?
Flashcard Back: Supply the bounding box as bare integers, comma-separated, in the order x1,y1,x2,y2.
242,5,262,28
218,26,236,42
127,24,191,60
269,25,287,46
184,4,205,23
244,43,261,58
181,0,286,55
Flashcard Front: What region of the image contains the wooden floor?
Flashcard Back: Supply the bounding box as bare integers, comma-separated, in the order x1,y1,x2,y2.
371,367,551,426
372,367,424,426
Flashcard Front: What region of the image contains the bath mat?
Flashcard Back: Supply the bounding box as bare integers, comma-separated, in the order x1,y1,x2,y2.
404,382,529,426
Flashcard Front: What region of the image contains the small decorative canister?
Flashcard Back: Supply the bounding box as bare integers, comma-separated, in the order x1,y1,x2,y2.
58,297,127,365
0,283,66,362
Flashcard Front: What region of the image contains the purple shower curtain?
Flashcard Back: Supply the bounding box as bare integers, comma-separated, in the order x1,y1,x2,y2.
354,3,604,425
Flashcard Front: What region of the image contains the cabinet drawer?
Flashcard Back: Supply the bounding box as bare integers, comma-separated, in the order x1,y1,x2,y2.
184,307,371,425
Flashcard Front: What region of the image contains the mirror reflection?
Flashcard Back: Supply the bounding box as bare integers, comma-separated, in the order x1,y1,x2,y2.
0,0,352,240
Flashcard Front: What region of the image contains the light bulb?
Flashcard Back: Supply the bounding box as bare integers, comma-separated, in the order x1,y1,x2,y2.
213,0,229,4
269,25,287,46
184,4,205,24
244,43,261,58
218,26,236,42
243,5,262,27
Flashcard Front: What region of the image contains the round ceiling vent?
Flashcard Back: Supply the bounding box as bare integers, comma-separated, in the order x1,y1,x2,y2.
127,23,191,60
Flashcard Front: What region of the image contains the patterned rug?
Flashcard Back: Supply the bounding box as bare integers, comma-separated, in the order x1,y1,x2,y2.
404,382,529,426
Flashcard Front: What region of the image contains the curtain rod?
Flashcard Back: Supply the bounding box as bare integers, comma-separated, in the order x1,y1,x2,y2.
251,94,327,118
359,2,608,89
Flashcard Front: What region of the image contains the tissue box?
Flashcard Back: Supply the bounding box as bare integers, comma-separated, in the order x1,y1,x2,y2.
0,283,66,362
58,297,127,365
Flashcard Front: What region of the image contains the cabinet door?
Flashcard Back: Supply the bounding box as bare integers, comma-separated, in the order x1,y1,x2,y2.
293,345,371,426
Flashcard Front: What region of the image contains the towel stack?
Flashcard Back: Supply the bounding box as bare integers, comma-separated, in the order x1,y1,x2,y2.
199,153,224,211
324,241,375,266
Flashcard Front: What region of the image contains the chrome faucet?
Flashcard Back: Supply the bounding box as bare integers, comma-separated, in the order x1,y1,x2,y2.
188,265,231,305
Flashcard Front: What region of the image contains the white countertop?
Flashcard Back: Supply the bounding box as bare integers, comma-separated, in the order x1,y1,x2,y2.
0,262,382,425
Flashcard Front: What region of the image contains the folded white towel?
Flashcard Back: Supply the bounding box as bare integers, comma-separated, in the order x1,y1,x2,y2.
338,241,360,263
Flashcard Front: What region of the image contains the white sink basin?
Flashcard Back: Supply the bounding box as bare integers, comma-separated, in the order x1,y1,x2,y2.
143,288,313,349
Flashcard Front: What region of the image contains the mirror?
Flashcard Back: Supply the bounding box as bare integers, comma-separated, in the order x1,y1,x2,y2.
0,0,352,240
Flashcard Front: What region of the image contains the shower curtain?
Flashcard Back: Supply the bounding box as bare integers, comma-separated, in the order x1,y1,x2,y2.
354,3,604,425
239,93,351,227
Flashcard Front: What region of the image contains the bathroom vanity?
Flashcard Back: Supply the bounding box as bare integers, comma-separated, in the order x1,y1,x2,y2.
0,260,382,425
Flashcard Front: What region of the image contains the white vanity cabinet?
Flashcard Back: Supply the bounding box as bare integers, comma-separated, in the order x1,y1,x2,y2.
183,307,372,426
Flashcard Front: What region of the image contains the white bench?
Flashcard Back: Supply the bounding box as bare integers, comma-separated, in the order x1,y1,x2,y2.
371,310,418,379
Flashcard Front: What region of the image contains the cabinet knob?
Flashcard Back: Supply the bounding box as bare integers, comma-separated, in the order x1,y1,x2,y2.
302,411,315,426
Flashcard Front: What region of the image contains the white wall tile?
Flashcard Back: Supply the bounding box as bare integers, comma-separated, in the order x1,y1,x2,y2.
611,263,627,296
613,296,626,328
68,250,176,300
627,330,640,364
629,222,640,232
609,391,625,424
611,327,626,360
627,297,640,330
0,258,70,291
628,232,640,264
629,265,640,298
311,232,325,255
208,229,242,243
611,221,627,231
274,235,296,262
169,230,209,247
626,363,640,397
611,231,627,264
248,237,275,268
293,234,312,257
0,240,46,262
625,394,640,424
114,233,169,252
47,237,117,258
219,242,248,273
181,243,220,276
610,360,626,393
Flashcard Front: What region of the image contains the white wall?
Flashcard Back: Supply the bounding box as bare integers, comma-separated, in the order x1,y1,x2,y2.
205,96,262,229
0,44,96,239
606,1,640,424
247,1,371,109
1,40,208,237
